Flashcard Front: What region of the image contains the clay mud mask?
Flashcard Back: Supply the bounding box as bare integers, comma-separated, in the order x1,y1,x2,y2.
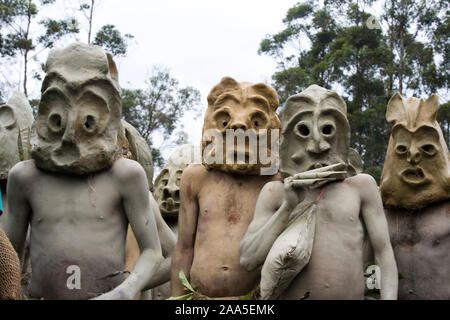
32,43,123,175
154,144,200,219
0,92,34,180
380,93,450,209
201,77,281,175
279,85,359,178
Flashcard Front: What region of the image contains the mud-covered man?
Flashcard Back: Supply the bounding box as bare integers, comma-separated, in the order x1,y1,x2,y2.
240,85,398,300
0,92,34,230
380,93,450,299
5,43,164,300
171,77,281,298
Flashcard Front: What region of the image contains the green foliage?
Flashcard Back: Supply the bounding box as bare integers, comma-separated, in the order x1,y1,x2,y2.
259,0,449,182
437,101,450,148
121,66,202,169
167,270,208,300
93,24,133,57
0,0,79,96
38,17,79,48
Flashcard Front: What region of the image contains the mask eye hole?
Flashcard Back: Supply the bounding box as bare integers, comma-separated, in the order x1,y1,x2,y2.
250,113,268,129
395,145,407,155
0,105,16,129
83,115,96,133
421,144,436,156
321,124,335,136
48,113,64,133
214,111,231,129
296,123,310,137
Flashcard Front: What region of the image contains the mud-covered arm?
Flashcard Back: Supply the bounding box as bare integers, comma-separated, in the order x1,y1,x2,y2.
95,159,163,300
5,162,31,267
358,174,398,300
239,181,290,271
170,166,199,296
143,193,177,290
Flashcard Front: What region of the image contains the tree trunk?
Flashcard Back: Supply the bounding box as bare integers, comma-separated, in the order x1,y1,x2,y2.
388,0,395,94
87,0,95,44
23,0,32,97
398,0,406,95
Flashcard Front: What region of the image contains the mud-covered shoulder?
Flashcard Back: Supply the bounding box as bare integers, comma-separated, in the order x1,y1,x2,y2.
7,160,39,185
348,173,378,186
262,180,284,196
346,173,380,197
259,180,285,209
110,158,148,187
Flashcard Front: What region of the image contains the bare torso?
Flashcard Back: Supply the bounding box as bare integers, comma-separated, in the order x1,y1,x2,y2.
20,161,128,299
385,200,450,300
281,177,368,300
189,165,277,297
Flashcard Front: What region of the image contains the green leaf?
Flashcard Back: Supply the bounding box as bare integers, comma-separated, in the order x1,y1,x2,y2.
178,270,195,293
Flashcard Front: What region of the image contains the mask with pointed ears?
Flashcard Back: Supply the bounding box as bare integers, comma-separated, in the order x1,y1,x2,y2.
380,92,450,209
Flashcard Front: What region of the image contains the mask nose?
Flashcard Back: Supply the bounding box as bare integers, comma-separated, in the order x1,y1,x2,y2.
307,127,331,154
163,185,180,201
61,121,76,145
230,121,248,131
407,145,421,164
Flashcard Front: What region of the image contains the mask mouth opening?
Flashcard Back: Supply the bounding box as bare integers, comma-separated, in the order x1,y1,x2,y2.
400,167,429,186
159,198,180,216
307,163,330,171
52,145,81,167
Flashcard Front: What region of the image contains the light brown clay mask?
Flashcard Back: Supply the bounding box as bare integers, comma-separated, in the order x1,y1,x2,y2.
380,93,450,209
154,144,200,219
279,85,351,178
0,92,34,180
32,43,123,175
201,77,281,175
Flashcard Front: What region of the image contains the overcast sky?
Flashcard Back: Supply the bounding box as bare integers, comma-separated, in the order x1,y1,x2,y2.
54,0,297,152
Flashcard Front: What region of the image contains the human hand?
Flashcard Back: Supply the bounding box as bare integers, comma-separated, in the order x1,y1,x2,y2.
283,163,347,209
91,285,134,300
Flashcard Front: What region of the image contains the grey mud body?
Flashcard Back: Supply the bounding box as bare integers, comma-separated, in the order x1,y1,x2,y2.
0,92,34,230
121,120,176,300
5,43,164,300
240,85,398,300
381,93,450,299
386,201,450,299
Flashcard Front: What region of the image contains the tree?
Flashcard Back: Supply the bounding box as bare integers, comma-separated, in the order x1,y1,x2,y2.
381,0,448,96
259,0,448,183
93,24,133,57
0,0,79,97
78,1,133,57
121,66,202,168
78,0,97,44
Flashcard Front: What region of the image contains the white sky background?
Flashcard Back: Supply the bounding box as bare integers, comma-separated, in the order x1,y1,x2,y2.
52,0,297,164
11,1,444,173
